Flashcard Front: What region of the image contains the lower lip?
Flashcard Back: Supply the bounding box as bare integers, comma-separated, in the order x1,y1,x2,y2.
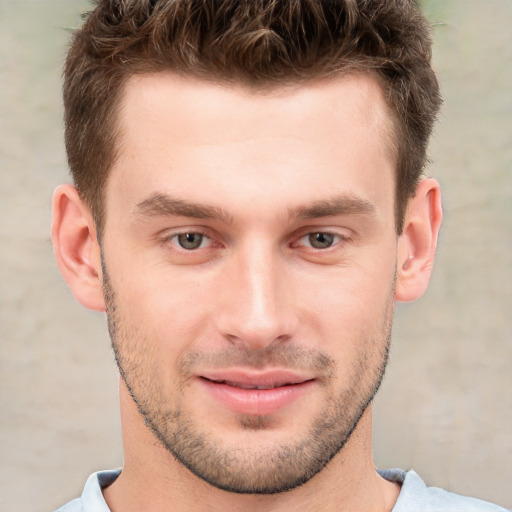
199,378,314,415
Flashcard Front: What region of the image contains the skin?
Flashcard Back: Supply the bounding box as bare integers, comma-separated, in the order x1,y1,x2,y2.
52,72,442,512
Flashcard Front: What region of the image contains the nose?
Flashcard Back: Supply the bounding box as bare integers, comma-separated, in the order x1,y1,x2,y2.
216,242,297,351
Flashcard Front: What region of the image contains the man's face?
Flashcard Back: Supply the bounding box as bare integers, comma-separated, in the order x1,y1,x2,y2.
101,73,399,493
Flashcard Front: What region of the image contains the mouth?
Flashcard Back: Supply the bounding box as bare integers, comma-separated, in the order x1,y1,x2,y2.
201,377,309,390
197,370,315,415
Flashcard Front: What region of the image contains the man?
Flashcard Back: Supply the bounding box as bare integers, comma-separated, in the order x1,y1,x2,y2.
52,1,507,511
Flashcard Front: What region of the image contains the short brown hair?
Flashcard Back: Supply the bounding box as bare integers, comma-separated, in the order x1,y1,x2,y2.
64,0,441,235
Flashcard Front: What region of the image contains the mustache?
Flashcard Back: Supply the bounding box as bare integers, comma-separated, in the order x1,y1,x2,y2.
178,344,335,376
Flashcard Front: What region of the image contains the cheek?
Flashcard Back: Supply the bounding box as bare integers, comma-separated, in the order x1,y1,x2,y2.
298,259,396,347
114,263,216,353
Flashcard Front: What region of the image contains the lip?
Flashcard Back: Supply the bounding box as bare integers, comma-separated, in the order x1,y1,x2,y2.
198,369,315,415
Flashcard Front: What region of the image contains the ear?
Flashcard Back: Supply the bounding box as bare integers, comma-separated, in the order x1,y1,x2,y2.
395,178,443,302
52,184,105,311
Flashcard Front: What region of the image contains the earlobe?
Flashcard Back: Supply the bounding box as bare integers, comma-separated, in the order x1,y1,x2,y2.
52,184,106,311
395,178,443,302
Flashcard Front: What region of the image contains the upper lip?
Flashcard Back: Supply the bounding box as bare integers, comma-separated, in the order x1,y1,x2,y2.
199,369,315,390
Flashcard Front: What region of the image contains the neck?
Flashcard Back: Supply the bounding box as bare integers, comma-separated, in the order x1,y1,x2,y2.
103,381,399,512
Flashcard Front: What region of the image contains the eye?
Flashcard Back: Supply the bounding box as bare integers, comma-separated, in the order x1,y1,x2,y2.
307,232,338,249
292,231,344,250
159,229,222,264
173,232,210,250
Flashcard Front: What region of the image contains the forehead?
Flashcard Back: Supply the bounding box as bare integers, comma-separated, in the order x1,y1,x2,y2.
118,71,395,148
107,71,396,221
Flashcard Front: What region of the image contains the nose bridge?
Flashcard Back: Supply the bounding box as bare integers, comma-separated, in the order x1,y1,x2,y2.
218,238,294,349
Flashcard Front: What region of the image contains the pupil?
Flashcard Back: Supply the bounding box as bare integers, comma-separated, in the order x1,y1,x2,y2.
309,232,334,249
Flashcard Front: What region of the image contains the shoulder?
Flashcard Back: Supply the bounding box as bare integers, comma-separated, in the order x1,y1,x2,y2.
54,469,121,512
379,469,509,512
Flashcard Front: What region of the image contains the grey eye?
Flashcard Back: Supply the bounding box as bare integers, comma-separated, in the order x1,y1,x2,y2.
308,232,335,249
177,233,204,250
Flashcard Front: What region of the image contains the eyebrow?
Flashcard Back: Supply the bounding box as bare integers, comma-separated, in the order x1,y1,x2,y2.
290,195,376,220
134,194,234,223
133,193,375,223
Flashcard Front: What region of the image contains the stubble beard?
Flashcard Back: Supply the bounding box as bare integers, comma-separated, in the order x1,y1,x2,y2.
102,266,393,495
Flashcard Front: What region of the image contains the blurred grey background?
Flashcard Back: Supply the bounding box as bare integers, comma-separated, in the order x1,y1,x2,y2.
0,1,511,511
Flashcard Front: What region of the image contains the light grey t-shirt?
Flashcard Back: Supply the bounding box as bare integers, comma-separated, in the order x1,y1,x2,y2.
55,468,508,511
